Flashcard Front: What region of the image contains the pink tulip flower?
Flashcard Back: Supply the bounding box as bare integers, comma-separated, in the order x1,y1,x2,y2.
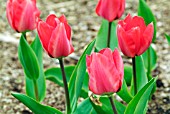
117,14,154,57
37,14,74,58
6,0,40,33
86,48,124,95
96,0,125,22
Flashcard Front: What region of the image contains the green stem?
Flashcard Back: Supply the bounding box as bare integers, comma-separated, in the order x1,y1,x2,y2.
109,96,118,114
132,57,137,95
107,22,112,48
147,47,151,78
58,58,71,114
33,80,39,101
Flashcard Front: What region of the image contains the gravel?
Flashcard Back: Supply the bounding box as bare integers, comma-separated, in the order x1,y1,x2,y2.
0,0,170,114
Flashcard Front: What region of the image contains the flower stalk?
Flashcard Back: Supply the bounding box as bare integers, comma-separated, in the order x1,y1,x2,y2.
107,22,112,48
58,58,71,114
132,57,137,95
109,96,118,114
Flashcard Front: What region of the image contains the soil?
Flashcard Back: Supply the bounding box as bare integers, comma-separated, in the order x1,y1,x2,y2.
0,0,170,114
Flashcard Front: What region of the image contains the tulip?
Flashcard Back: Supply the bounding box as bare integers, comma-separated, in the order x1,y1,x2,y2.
6,0,40,33
117,14,154,58
37,14,74,58
86,48,124,95
96,0,125,22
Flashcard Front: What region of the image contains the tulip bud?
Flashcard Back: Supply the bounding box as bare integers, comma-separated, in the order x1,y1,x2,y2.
6,0,40,33
86,48,124,95
95,0,125,22
117,14,154,57
37,14,74,58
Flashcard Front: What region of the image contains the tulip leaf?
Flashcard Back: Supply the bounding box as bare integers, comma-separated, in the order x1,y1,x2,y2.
74,98,97,114
165,33,170,46
117,79,133,103
45,66,74,86
18,34,40,80
91,96,126,114
138,0,157,42
12,92,62,114
45,66,89,99
124,65,133,86
142,45,157,72
69,39,95,112
25,35,46,102
130,56,148,95
124,77,157,114
95,19,118,51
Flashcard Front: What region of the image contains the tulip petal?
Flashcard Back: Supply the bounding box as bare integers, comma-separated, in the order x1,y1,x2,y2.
88,52,120,94
126,16,146,32
48,23,73,58
96,0,121,22
118,14,132,29
117,0,125,18
46,14,57,28
37,21,53,52
6,0,15,30
59,14,68,23
17,0,40,32
137,23,154,55
117,25,136,57
112,49,124,74
126,27,141,55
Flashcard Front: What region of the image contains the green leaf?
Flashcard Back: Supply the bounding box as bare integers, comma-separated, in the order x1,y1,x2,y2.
125,77,157,114
69,39,95,112
138,0,157,42
18,35,40,80
142,45,157,71
45,66,89,99
25,35,46,102
117,79,133,103
74,98,97,114
95,19,118,51
165,33,170,46
91,96,126,114
124,65,133,86
130,56,148,95
45,66,74,86
12,93,62,114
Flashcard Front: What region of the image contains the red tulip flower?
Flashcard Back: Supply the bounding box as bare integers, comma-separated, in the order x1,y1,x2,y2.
6,0,40,33
96,0,125,22
86,48,124,95
117,14,154,57
37,14,74,58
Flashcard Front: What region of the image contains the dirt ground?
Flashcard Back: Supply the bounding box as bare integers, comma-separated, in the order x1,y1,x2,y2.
0,0,170,114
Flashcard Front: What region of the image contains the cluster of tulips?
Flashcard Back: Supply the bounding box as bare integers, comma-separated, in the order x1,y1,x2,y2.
6,0,158,114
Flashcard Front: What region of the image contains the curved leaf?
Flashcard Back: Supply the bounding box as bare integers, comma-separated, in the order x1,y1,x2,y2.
125,77,157,114
130,56,148,95
45,66,74,86
117,79,133,103
91,96,126,114
25,35,46,102
12,93,62,114
95,19,118,51
69,39,95,112
45,66,89,99
124,65,132,86
138,0,157,42
165,33,170,46
18,35,40,80
74,98,97,114
142,45,157,71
